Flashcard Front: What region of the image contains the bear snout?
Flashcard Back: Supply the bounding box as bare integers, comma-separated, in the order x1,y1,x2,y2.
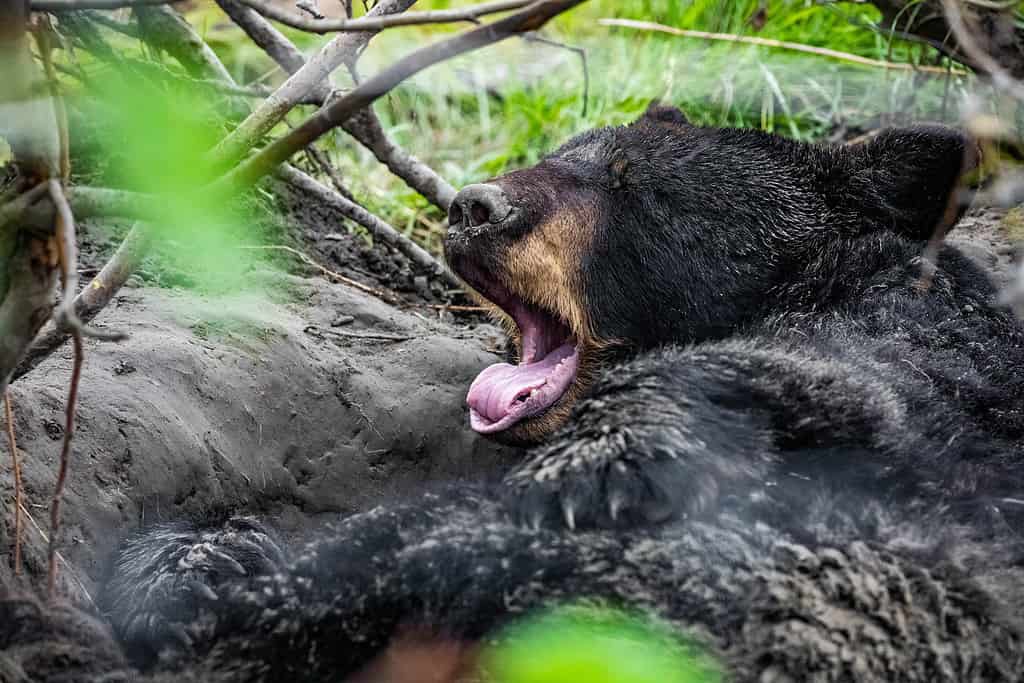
447,183,513,234
444,182,520,284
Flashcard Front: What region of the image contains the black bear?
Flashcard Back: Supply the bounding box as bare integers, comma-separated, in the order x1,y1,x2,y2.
7,104,1024,682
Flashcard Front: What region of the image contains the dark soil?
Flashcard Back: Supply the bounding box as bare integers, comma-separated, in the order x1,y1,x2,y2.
270,179,460,306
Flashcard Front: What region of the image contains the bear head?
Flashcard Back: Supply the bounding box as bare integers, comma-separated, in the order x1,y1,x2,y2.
444,102,978,444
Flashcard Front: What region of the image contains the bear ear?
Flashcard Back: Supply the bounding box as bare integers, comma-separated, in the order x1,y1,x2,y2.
638,100,690,128
844,125,980,240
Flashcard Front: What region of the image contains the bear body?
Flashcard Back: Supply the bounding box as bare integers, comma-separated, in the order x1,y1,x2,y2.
6,106,1024,681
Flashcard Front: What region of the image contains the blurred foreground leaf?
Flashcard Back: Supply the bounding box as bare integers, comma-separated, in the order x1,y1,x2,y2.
83,76,259,294
482,604,721,683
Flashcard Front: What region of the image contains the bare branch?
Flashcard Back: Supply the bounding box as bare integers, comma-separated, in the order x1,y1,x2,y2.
217,0,589,196
277,164,460,287
46,180,128,342
238,0,532,34
218,0,456,208
20,186,158,228
31,0,173,9
135,4,236,83
342,109,457,209
209,0,416,171
217,0,310,76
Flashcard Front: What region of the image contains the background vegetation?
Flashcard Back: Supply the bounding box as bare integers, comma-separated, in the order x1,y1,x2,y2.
170,0,999,252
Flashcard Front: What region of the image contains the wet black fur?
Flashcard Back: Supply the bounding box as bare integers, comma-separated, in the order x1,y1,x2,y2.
4,106,1024,682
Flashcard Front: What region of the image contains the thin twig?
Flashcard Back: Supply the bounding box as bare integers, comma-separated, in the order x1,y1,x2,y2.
46,169,92,601
427,304,487,312
18,501,94,606
304,325,413,342
307,144,356,200
4,389,23,576
34,19,70,181
238,0,532,34
523,32,589,116
48,330,82,601
598,18,969,75
239,243,399,302
295,0,324,20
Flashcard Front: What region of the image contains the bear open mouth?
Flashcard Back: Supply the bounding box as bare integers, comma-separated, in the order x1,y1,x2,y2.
467,296,579,434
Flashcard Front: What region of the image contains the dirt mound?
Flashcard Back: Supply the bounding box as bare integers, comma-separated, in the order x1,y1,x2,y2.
1,272,517,602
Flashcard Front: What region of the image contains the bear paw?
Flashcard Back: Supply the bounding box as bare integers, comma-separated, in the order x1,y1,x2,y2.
104,516,286,663
504,425,724,530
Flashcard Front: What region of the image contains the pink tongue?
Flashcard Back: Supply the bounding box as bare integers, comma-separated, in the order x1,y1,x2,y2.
467,344,577,434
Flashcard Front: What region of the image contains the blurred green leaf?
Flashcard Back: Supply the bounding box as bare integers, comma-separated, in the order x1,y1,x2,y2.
482,604,721,683
83,75,258,294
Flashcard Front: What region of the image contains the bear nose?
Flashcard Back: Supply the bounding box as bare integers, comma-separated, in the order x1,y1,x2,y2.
448,183,513,230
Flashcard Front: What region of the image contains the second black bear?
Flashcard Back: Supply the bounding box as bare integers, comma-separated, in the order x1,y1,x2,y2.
8,104,1023,682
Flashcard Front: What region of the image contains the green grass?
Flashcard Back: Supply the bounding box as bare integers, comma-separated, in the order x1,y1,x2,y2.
189,2,987,252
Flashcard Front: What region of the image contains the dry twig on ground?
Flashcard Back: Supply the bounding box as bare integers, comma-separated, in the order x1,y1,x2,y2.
4,390,23,577
240,243,398,302
277,165,461,287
